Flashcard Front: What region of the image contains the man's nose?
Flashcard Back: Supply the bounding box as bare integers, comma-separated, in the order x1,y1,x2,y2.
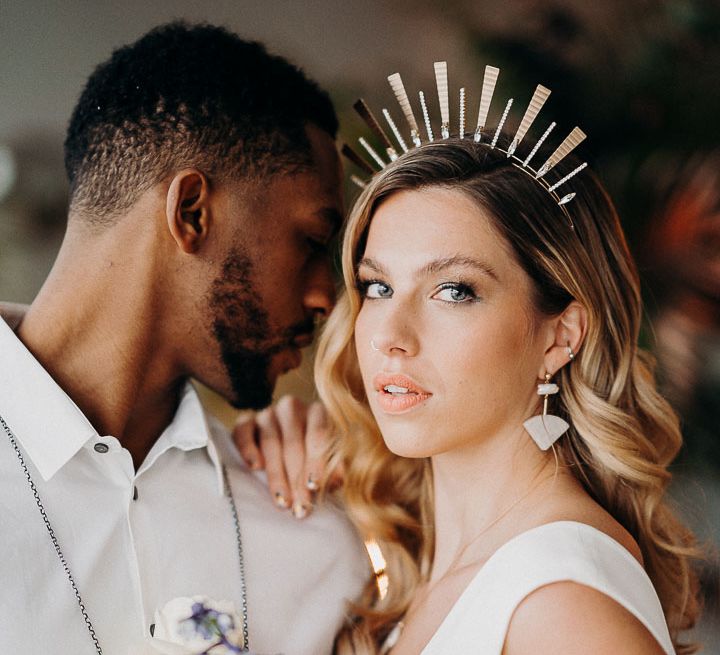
303,258,336,317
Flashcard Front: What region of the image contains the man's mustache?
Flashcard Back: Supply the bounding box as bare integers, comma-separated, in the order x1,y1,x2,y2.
232,316,317,356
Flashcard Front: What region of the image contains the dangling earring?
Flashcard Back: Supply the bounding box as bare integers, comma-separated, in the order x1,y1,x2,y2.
523,373,570,451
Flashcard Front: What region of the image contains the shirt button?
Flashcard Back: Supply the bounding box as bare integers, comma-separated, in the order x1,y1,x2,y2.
94,443,109,454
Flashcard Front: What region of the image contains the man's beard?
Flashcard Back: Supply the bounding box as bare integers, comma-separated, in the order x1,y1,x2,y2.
209,249,314,410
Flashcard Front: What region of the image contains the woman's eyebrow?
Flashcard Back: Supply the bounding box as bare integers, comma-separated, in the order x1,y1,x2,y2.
421,256,499,281
358,255,499,281
357,257,387,275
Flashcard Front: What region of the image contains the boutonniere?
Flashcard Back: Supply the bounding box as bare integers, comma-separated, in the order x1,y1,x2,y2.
136,596,258,655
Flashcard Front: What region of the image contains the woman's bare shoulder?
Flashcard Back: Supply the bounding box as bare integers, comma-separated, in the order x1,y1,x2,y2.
502,581,666,655
536,474,644,564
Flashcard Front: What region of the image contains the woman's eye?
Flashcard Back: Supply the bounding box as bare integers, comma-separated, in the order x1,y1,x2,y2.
362,281,393,299
433,283,477,303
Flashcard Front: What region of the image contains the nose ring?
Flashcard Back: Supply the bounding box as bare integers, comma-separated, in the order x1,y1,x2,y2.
370,339,380,352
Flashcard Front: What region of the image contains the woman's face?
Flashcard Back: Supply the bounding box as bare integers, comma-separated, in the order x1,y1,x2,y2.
354,186,554,458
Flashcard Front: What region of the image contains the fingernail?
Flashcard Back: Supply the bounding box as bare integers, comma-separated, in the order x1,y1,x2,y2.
246,458,255,469
306,475,319,492
274,492,289,509
292,501,311,520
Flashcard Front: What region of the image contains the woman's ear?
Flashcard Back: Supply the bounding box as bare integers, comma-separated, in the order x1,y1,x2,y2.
166,170,211,254
539,301,588,378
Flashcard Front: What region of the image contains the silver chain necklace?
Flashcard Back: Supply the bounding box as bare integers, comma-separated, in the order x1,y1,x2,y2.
1,413,250,654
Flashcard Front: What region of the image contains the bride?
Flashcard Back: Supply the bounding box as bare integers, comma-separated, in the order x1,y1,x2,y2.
312,108,701,651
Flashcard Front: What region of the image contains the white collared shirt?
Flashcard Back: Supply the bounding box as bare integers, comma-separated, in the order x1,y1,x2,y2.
0,306,369,654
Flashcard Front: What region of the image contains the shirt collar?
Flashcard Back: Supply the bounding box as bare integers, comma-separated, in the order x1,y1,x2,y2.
0,305,226,494
0,308,98,481
138,382,226,496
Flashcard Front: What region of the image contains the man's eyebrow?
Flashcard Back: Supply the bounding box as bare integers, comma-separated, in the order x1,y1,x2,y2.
422,256,498,280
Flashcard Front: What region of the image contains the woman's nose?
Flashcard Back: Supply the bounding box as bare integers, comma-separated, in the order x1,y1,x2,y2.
368,306,420,357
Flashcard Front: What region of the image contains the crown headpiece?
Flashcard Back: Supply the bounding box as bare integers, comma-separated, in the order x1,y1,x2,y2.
343,61,589,227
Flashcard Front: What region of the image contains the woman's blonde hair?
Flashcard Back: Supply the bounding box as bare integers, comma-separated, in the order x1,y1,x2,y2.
315,136,701,653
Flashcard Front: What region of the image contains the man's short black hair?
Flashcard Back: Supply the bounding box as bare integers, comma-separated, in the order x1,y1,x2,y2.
64,21,338,223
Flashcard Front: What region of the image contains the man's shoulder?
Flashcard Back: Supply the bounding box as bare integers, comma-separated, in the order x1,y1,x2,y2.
201,407,369,578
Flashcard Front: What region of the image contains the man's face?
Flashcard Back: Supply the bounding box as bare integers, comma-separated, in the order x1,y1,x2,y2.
204,125,343,409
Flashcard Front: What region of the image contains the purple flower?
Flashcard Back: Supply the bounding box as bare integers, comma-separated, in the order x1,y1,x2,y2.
152,595,255,654
179,602,236,642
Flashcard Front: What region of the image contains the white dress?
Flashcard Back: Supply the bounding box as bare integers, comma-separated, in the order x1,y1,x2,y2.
394,521,675,654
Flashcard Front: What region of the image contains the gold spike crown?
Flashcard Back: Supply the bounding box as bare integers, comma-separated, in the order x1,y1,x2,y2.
345,61,589,227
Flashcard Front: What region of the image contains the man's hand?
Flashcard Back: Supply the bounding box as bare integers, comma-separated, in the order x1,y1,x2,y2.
232,396,336,519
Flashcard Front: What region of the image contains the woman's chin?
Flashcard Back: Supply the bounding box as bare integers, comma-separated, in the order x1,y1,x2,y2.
382,434,438,459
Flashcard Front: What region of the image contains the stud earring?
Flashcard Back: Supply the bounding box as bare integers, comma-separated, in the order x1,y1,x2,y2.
523,373,570,450
567,341,575,361
371,339,380,351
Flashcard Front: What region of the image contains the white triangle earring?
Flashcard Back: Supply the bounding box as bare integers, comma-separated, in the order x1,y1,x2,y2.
523,373,570,450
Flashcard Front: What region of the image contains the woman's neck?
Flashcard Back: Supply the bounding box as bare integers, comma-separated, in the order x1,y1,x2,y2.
428,426,561,583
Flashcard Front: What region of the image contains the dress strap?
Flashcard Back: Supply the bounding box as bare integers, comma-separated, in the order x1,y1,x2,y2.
423,521,674,654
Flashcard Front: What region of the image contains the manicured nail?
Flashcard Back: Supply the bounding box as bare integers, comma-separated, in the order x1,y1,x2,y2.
274,492,289,509
306,475,319,492
292,501,311,519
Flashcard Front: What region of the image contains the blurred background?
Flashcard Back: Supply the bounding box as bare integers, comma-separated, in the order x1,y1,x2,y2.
1,0,718,649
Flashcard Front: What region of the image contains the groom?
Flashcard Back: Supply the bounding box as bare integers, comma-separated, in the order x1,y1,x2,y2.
0,22,367,654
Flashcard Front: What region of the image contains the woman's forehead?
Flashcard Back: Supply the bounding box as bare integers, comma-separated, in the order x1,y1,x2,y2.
363,187,514,268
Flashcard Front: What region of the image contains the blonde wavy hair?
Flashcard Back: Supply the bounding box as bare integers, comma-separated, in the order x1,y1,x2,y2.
315,136,701,654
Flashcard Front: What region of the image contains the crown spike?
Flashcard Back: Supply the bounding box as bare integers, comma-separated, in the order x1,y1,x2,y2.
508,84,551,157
548,162,588,192
419,91,434,142
358,63,589,225
341,143,375,175
474,65,500,142
434,61,450,139
491,98,513,148
350,174,368,190
382,108,409,153
536,127,587,178
359,137,387,169
388,73,421,147
354,99,397,160
523,121,556,167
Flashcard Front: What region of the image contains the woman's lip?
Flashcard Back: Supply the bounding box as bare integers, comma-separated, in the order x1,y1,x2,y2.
375,389,431,414
372,373,432,415
373,373,430,395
